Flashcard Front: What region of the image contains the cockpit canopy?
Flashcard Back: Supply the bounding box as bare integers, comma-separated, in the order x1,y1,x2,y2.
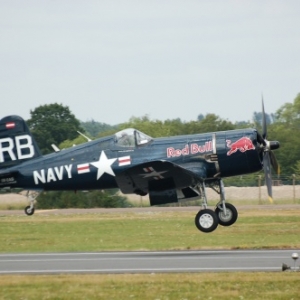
115,128,152,147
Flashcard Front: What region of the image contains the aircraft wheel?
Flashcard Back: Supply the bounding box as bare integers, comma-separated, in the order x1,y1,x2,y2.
195,209,218,233
24,206,35,216
215,203,238,226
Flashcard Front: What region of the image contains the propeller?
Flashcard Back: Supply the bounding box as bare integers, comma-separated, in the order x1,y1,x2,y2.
259,98,280,203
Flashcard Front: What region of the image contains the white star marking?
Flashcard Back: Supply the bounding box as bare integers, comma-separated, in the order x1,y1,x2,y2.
90,151,117,180
141,170,168,179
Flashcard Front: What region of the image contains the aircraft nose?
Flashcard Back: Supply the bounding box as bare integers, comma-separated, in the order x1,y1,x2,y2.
270,141,280,150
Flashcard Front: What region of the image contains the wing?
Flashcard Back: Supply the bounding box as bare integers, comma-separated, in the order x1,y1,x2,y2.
115,160,207,195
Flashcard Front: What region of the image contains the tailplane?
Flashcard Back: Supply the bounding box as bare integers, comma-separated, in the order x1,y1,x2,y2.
0,115,42,169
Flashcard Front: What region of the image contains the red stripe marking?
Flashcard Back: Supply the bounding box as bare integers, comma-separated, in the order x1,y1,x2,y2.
6,122,15,129
78,165,89,171
119,158,131,164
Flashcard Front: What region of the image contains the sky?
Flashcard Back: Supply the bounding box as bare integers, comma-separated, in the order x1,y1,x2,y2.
1,0,299,125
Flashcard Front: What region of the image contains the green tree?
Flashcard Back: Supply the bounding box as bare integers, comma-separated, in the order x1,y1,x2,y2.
270,93,300,175
80,119,117,138
292,161,300,177
276,93,300,126
27,103,83,154
185,114,235,134
119,114,235,138
234,120,253,128
59,135,87,149
252,111,273,127
163,118,186,136
119,115,172,137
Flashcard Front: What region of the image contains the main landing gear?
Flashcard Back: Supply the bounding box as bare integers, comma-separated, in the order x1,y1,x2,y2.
194,180,238,233
24,191,39,216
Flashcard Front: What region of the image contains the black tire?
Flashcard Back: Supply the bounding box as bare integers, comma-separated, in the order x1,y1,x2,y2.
195,209,218,233
24,206,35,216
215,203,238,226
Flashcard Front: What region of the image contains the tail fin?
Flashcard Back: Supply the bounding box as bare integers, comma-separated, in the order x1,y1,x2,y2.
0,115,42,169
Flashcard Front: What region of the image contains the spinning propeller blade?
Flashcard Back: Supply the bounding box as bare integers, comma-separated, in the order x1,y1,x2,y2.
260,97,280,203
262,99,267,140
263,151,273,203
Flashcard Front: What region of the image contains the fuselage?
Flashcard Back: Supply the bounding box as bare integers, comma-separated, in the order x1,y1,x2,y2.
0,128,263,192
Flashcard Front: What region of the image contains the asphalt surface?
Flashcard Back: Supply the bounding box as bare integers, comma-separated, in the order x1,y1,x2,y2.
1,250,299,274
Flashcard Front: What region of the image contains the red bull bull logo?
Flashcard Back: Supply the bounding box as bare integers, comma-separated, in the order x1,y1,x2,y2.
226,137,255,156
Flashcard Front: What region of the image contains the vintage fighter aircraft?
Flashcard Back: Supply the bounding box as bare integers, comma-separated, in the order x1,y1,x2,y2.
0,103,279,232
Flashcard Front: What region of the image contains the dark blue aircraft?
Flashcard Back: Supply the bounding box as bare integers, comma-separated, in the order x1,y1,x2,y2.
0,104,279,232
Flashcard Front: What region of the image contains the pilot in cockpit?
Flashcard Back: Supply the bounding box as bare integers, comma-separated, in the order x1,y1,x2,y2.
118,132,134,146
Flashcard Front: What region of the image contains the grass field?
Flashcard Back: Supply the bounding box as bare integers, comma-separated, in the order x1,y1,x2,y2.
0,273,300,300
1,207,300,252
0,206,300,299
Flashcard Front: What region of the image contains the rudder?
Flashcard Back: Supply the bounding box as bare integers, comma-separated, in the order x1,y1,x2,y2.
0,115,42,169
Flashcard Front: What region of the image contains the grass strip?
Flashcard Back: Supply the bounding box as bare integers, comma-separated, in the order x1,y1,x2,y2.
0,208,300,252
0,273,299,300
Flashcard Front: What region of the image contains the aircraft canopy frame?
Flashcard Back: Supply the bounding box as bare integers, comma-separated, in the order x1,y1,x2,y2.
114,128,152,147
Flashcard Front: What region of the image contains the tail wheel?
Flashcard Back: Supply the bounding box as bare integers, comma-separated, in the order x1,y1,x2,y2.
215,203,238,226
195,209,218,233
24,206,35,216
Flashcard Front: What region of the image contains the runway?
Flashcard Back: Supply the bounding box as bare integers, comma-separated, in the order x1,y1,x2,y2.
0,250,298,274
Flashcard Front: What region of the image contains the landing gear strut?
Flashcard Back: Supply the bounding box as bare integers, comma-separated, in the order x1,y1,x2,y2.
213,180,238,227
24,191,39,216
194,181,219,233
194,179,238,233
